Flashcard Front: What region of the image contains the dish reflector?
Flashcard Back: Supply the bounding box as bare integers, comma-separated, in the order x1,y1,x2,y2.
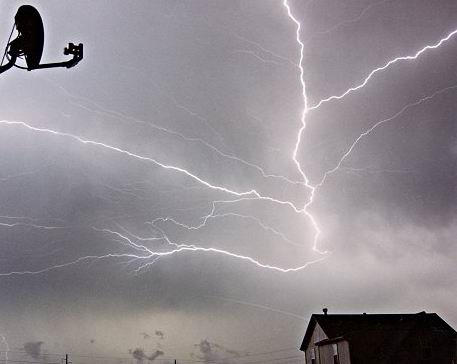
13,5,44,69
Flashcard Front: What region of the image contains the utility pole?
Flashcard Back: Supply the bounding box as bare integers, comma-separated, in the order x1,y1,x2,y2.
62,354,71,364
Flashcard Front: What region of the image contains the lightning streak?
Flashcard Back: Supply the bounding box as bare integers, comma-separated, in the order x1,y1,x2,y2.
0,121,255,198
0,255,143,277
0,222,65,230
282,3,457,252
317,84,457,187
169,212,299,247
97,228,328,274
282,0,323,253
0,119,311,216
150,198,300,247
57,84,304,186
0,109,319,274
91,225,321,274
231,50,292,68
309,28,457,110
206,295,305,320
230,30,298,69
306,0,391,41
0,231,328,276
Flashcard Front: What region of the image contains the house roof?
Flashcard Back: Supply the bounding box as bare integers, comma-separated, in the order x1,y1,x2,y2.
300,312,457,363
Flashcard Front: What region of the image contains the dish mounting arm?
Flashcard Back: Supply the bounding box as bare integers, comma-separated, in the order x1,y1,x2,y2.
30,43,83,70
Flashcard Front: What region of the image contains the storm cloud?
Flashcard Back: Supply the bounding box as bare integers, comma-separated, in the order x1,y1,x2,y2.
196,340,239,364
130,348,164,362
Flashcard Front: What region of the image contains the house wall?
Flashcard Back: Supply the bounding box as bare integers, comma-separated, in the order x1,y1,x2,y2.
337,340,350,364
317,343,333,364
304,322,351,364
317,341,350,364
304,323,327,363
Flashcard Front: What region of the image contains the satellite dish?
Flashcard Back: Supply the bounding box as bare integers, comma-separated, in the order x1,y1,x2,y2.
12,5,44,69
0,4,82,75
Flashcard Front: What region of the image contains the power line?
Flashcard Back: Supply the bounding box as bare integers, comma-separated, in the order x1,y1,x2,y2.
242,355,303,364
199,347,298,363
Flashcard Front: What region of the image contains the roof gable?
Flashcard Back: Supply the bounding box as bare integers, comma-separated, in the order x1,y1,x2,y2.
300,315,318,350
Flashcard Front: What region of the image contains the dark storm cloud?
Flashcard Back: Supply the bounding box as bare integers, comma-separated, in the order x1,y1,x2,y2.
196,340,239,364
23,341,43,359
130,348,145,361
129,348,146,361
130,348,164,362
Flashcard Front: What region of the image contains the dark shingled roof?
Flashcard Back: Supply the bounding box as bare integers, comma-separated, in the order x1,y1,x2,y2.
300,312,457,364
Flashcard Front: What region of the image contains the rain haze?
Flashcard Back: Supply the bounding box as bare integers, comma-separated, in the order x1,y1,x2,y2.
0,0,456,363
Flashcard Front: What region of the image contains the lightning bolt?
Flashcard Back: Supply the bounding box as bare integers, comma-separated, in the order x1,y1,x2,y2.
0,120,307,213
282,0,323,254
53,82,305,186
0,215,64,223
0,239,327,277
231,49,293,68
150,197,300,247
281,2,457,254
309,28,457,111
0,119,324,274
317,84,457,188
98,226,328,274
230,30,298,69
306,0,391,42
0,221,65,230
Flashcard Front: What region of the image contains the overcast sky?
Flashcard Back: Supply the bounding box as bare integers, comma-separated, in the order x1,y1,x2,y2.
0,0,456,363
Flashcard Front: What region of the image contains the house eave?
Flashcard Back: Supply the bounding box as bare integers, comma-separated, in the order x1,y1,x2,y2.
315,336,345,346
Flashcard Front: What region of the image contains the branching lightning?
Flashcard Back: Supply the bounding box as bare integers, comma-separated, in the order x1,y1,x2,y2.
0,1,454,277
309,28,457,111
231,30,299,69
0,119,322,273
0,120,307,214
316,84,457,188
306,0,391,42
283,0,323,254
0,229,327,276
150,198,300,247
55,83,305,186
0,221,65,230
